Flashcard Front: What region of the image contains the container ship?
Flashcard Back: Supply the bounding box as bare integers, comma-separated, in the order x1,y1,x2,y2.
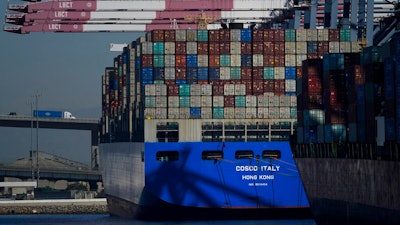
98,25,363,220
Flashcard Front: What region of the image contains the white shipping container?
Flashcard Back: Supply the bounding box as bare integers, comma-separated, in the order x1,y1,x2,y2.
258,107,269,118
351,42,362,53
235,84,246,96
190,96,201,107
224,107,235,119
145,108,156,118
329,42,340,53
231,55,241,67
190,84,201,96
268,107,280,119
340,42,351,53
296,55,307,66
220,67,231,80
145,84,156,96
165,55,175,67
318,29,329,41
296,42,307,54
155,84,167,96
246,107,257,119
257,95,269,107
201,84,212,95
253,54,263,67
201,107,212,119
285,54,296,67
235,108,246,119
268,96,280,107
285,42,297,54
155,96,167,107
165,67,175,80
230,29,241,42
168,96,179,107
290,96,297,107
274,67,285,79
230,42,241,54
246,95,257,107
224,84,235,95
168,107,180,119
186,29,197,41
279,107,291,119
285,79,296,92
201,96,212,107
279,96,291,107
213,96,224,107
141,42,153,54
296,29,307,41
164,42,175,54
175,30,186,41
198,55,208,67
186,42,198,54
179,108,190,119
155,108,167,119
307,29,318,41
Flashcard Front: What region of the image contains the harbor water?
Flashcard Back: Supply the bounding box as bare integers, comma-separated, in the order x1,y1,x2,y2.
0,214,316,225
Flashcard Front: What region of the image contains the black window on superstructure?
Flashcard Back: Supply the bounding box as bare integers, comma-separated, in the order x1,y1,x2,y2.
262,150,281,159
235,150,254,159
202,151,223,160
156,151,179,162
156,122,179,142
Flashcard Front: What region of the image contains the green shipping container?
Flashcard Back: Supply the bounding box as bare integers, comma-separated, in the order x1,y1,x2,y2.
220,55,231,67
197,30,209,42
213,107,224,119
153,42,165,54
339,29,351,41
179,84,191,96
230,67,241,79
179,96,191,107
264,67,275,79
235,96,246,107
285,29,296,42
153,55,165,67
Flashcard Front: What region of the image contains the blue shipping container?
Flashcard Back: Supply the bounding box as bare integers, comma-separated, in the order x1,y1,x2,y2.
209,68,220,80
186,67,198,84
241,55,252,66
190,107,201,119
33,110,63,118
153,68,165,80
198,67,208,81
285,67,296,79
141,68,154,82
186,55,198,67
241,30,252,42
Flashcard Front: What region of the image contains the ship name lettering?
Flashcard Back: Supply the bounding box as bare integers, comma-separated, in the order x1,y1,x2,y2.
242,175,257,180
48,24,61,30
54,11,68,18
59,2,73,8
236,165,258,172
260,165,280,172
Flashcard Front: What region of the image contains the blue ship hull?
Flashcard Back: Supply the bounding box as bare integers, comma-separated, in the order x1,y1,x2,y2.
100,141,311,220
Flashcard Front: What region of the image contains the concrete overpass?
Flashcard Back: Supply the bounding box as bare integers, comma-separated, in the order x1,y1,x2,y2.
0,115,100,169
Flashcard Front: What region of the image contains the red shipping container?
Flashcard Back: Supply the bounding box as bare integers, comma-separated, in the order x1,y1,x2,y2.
265,30,275,41
197,42,209,54
328,29,340,41
164,80,176,86
243,80,253,95
167,84,179,96
224,96,235,107
253,42,264,54
241,42,252,54
141,54,153,67
241,67,252,80
209,42,221,55
274,54,285,67
164,30,176,42
175,42,186,54
263,42,274,54
263,55,275,66
219,29,230,41
252,30,264,42
296,66,303,78
175,55,187,67
209,30,220,42
220,42,230,54
318,41,329,54
253,79,264,95
213,84,224,96
274,79,285,95
151,30,165,42
209,55,220,67
252,67,263,80
264,80,275,92
175,67,187,80
274,30,285,42
307,54,320,59
274,43,285,54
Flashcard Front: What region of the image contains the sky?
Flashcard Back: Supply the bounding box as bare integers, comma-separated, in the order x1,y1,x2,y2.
0,1,144,165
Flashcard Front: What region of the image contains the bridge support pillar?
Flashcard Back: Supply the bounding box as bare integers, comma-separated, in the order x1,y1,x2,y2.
91,146,100,170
